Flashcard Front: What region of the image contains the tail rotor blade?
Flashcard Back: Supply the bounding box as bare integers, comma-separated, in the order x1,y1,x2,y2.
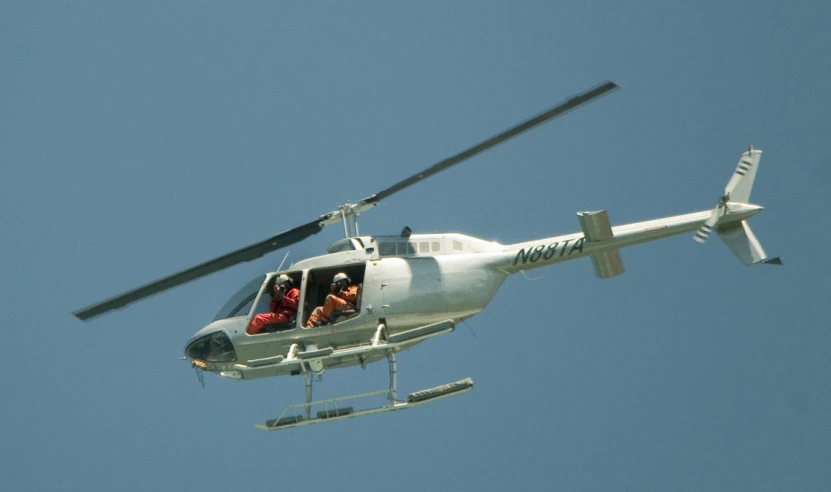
693,209,719,243
73,218,325,321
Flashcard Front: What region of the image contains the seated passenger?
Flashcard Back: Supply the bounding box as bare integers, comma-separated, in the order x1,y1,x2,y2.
247,274,299,335
305,272,359,327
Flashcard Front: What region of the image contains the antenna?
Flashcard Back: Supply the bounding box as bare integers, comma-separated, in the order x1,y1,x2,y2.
277,251,290,271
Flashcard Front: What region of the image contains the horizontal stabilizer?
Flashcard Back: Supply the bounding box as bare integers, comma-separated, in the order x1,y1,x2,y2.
718,221,780,266
591,250,625,278
577,210,625,278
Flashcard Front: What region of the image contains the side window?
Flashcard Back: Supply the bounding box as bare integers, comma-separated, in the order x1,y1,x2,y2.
431,242,441,252
398,242,416,256
379,241,419,256
419,242,430,253
379,242,396,256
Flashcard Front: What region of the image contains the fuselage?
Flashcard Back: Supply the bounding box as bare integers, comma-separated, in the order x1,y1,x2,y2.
185,202,762,380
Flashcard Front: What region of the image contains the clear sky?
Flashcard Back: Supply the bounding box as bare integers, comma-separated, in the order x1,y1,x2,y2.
2,1,829,490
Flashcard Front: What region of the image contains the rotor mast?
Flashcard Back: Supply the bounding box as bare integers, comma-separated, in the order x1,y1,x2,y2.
320,200,377,239
340,202,360,238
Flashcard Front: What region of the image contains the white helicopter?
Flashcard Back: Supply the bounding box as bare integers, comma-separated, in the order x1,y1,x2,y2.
74,81,780,430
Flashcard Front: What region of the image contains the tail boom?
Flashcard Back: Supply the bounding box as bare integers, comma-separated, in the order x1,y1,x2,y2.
492,147,777,276
495,202,767,275
497,209,714,275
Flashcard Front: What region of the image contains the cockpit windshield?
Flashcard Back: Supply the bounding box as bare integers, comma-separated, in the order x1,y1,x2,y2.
213,275,267,321
186,331,236,362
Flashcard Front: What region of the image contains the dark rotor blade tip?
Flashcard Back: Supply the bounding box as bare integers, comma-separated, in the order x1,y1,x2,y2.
72,218,326,321
363,80,620,204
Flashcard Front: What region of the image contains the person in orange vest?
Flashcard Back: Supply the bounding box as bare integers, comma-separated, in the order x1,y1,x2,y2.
247,274,299,334
305,272,359,327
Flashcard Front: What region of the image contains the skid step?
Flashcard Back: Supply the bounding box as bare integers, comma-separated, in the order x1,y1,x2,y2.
256,378,474,431
317,407,354,419
388,320,454,344
265,415,304,428
298,347,334,359
407,378,473,403
247,355,284,368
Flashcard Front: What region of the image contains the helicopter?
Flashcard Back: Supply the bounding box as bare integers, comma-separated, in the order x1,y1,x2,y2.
73,80,780,430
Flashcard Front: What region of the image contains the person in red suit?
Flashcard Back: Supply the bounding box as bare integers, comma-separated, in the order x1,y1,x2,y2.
305,272,359,327
247,274,299,334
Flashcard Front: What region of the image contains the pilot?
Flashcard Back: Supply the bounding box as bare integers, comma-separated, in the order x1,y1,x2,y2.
247,274,300,335
304,272,359,327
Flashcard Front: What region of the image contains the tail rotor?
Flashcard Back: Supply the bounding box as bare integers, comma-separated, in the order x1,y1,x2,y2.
691,146,781,265
693,146,762,244
693,194,729,244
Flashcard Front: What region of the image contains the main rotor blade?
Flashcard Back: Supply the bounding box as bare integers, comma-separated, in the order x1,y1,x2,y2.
359,80,619,206
73,218,325,321
75,80,618,322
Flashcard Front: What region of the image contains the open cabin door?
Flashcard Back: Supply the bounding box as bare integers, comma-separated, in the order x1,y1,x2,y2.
303,262,368,327
245,270,304,332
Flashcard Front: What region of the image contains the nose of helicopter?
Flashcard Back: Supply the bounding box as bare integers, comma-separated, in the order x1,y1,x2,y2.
184,318,247,364
185,330,237,364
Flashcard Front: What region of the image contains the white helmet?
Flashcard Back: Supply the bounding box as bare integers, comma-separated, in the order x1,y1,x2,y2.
276,274,293,286
332,272,350,284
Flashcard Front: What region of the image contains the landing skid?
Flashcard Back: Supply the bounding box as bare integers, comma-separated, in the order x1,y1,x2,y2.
255,321,473,431
255,376,473,431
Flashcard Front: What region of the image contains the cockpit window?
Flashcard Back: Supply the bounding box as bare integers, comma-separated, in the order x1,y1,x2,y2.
213,275,267,321
186,332,236,362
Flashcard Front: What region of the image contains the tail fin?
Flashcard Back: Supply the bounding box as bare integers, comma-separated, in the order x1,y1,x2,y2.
693,147,762,244
695,146,781,266
718,221,782,266
724,147,762,203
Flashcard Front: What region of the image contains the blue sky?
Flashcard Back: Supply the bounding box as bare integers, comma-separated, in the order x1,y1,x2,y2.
2,1,829,490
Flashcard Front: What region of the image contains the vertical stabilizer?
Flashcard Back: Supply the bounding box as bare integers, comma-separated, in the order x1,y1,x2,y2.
724,148,762,203
577,210,625,278
694,147,766,245
718,221,781,266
